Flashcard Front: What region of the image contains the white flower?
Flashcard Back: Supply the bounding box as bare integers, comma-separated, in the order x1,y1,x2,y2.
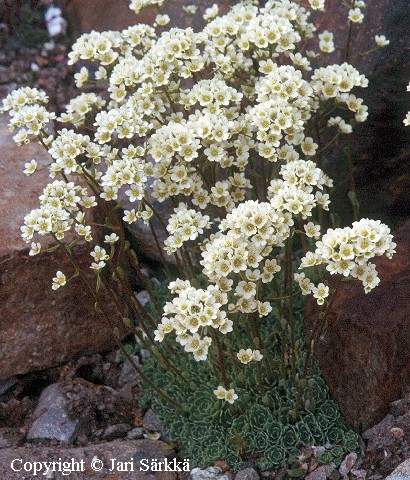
52,271,66,290
213,386,238,404
104,233,119,244
304,222,321,238
182,5,197,15
213,385,226,399
23,159,37,176
123,209,138,224
237,349,263,364
312,283,329,305
308,0,325,10
29,242,41,256
224,388,238,404
90,261,106,271
348,8,364,23
155,14,170,26
375,35,389,47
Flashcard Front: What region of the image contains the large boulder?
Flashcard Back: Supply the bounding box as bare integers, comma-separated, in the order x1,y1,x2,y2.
305,219,410,431
0,115,128,380
313,0,410,223
64,0,230,37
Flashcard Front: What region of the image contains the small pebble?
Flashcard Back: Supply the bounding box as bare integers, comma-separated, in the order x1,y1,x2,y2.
102,423,132,440
339,452,358,475
127,427,144,440
234,467,259,480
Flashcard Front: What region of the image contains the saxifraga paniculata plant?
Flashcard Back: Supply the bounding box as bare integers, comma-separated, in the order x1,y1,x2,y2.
1,0,400,472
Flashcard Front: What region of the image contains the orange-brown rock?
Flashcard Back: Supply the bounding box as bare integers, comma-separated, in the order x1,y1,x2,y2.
0,116,127,380
64,0,230,37
305,220,410,431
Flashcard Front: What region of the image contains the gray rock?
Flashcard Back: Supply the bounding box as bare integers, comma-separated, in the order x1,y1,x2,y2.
136,290,150,307
328,471,341,480
385,460,410,480
0,377,18,397
140,349,150,359
235,468,259,480
190,466,229,480
311,446,326,457
127,427,144,440
362,414,396,451
0,66,10,84
27,383,79,443
389,398,410,417
118,355,140,387
395,412,410,433
339,452,358,476
391,399,410,416
305,464,336,480
0,428,25,448
143,409,163,433
350,470,367,479
102,423,132,440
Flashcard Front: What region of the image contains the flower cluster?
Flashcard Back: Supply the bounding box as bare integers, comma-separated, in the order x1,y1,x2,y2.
90,245,110,270
164,203,211,254
268,160,332,217
129,0,164,15
213,386,238,404
155,280,231,361
48,129,91,176
21,180,96,246
1,88,55,144
298,219,396,299
58,93,106,126
237,349,263,364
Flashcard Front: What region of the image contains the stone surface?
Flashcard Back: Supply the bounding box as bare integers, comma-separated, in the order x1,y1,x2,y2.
339,453,357,476
305,464,336,480
385,459,410,480
64,0,230,37
350,471,366,480
306,220,410,431
27,383,79,443
390,398,410,417
127,427,144,440
118,354,140,388
0,439,176,479
361,396,410,477
102,423,132,441
0,427,25,448
143,409,164,433
313,0,410,224
190,466,229,480
362,414,397,451
0,377,18,397
0,115,129,380
234,467,260,480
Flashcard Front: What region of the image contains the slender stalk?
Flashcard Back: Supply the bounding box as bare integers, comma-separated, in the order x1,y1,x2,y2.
52,237,182,408
210,330,229,388
294,278,342,414
285,236,296,378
